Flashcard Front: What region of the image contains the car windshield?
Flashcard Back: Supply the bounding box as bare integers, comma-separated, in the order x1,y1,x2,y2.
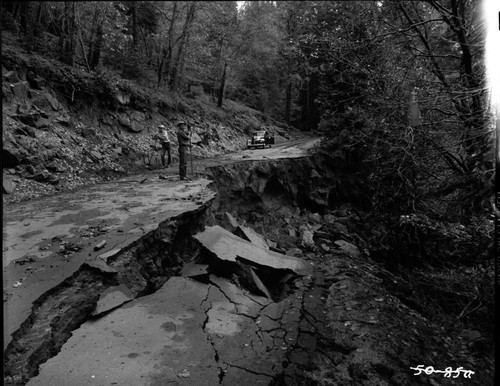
254,131,266,136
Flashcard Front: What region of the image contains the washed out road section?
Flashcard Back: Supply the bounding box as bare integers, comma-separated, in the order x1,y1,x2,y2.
3,175,216,349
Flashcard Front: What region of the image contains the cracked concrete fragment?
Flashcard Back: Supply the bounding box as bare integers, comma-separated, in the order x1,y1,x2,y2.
194,225,313,276
257,315,281,332
221,365,273,385
27,277,219,386
209,275,269,318
92,284,134,316
181,262,208,278
96,248,121,263
260,301,287,321
250,267,272,300
297,332,317,351
84,260,118,273
235,225,269,249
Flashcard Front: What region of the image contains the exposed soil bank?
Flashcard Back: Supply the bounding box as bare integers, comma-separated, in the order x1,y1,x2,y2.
4,152,494,385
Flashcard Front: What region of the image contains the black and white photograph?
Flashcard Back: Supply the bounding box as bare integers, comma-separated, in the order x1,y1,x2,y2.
2,1,498,385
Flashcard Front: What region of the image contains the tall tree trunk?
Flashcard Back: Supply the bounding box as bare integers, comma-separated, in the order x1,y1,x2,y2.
58,2,76,66
285,79,291,126
131,1,137,48
217,60,228,108
157,1,178,86
169,1,196,90
33,1,43,37
87,8,103,71
23,2,36,52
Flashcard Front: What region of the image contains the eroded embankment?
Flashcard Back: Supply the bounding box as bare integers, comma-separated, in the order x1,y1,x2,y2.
4,199,215,385
206,154,369,220
4,153,367,386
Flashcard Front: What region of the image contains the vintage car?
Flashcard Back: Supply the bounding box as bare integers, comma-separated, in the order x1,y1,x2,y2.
246,130,275,149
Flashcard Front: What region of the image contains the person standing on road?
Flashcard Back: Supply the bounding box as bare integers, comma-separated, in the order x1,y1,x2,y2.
176,121,191,180
155,124,172,168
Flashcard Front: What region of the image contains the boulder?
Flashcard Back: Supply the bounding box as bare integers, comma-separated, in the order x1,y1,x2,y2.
2,85,14,102
15,125,36,138
335,216,351,225
32,170,59,184
44,92,60,111
55,114,71,126
222,212,239,231
332,222,349,234
4,70,20,83
25,165,37,176
3,148,22,168
34,117,50,129
323,214,336,224
307,212,322,224
99,114,114,126
332,209,350,217
333,240,361,258
300,229,315,250
81,127,99,142
32,170,51,182
115,92,130,105
17,110,40,127
30,90,52,111
11,81,30,100
286,248,303,257
308,186,329,208
47,160,67,173
90,151,104,161
117,115,131,129
31,76,46,90
3,174,16,194
191,132,203,145
129,121,144,133
17,102,32,115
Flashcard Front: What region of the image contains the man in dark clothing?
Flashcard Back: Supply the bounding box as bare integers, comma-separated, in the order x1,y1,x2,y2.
155,124,171,168
176,121,191,180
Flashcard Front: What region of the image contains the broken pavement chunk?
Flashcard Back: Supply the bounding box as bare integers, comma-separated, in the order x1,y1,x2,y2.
92,284,134,316
97,248,121,263
94,240,107,251
181,262,209,278
223,212,239,231
194,225,313,276
249,267,272,300
235,225,269,250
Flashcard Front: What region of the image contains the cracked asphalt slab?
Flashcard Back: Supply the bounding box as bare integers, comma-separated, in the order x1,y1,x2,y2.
4,136,328,385
3,176,216,349
24,271,325,386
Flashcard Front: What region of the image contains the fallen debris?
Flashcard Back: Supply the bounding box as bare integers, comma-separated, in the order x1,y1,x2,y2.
92,284,134,316
193,225,313,276
181,262,209,278
94,240,107,251
235,225,269,250
334,240,361,257
97,248,121,263
250,267,272,300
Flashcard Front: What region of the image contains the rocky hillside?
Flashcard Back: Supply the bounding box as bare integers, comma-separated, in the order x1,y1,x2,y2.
2,30,297,205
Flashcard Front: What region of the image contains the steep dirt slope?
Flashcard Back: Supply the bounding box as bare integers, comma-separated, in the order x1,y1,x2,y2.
2,30,299,205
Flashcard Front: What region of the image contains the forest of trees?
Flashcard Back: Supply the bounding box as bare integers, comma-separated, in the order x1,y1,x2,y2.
1,0,494,223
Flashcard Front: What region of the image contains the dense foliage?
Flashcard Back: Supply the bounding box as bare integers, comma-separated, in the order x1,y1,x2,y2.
2,0,494,258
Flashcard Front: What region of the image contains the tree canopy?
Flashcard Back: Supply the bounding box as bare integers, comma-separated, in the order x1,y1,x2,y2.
1,0,494,221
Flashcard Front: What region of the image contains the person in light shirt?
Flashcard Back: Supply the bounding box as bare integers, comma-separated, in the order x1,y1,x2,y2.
155,124,171,168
